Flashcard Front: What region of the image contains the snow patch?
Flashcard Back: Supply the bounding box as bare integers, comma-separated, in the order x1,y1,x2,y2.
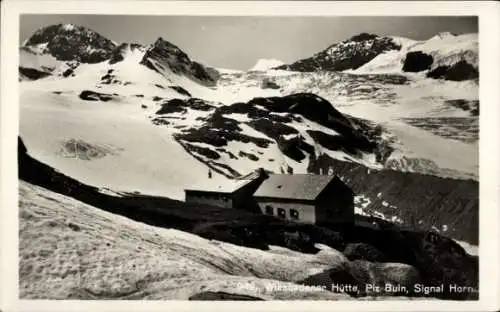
249,59,285,72
62,24,76,31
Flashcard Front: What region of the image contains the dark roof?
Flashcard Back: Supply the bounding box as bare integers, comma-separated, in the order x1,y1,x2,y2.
185,168,268,194
253,174,337,201
185,178,255,194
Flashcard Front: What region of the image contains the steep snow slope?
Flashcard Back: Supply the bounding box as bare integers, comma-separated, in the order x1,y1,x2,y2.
19,180,354,300
19,86,233,200
19,45,243,200
19,47,72,78
249,59,285,72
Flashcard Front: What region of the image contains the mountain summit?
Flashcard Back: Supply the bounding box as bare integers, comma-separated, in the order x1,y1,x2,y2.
140,37,219,86
277,33,401,72
22,23,117,63
20,24,221,86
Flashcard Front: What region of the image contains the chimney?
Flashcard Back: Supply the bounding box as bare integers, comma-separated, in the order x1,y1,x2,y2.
256,167,269,180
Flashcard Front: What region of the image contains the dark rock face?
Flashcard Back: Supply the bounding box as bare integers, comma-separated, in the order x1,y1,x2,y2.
19,67,52,80
18,137,28,155
155,98,214,116
261,78,280,89
155,99,188,115
349,33,378,42
277,34,401,72
189,291,265,301
169,85,192,97
406,231,478,299
343,243,388,262
186,143,221,160
248,119,298,138
62,68,74,78
23,24,116,63
140,37,219,86
79,90,115,102
427,60,479,81
403,51,434,72
341,226,476,299
277,135,315,162
445,99,479,116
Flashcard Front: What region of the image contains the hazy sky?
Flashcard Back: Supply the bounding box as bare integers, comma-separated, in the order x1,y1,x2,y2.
20,15,477,70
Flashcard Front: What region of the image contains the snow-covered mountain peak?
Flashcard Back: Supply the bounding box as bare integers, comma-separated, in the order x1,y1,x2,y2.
19,25,221,88
23,23,117,63
61,23,76,31
353,32,478,80
151,37,186,55
140,37,219,86
278,33,401,72
249,59,285,72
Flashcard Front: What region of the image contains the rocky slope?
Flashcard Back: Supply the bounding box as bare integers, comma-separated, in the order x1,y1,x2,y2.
354,32,478,81
217,68,478,178
309,155,478,244
169,93,391,178
19,178,477,300
277,33,402,72
276,31,478,82
140,37,219,86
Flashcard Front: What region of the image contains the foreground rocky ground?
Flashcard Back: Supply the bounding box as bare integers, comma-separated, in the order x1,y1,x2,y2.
19,138,478,300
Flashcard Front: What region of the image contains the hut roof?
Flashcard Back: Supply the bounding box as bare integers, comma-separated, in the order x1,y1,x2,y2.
185,168,269,194
253,174,337,201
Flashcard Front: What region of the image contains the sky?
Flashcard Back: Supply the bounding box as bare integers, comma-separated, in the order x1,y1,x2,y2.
20,15,478,70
